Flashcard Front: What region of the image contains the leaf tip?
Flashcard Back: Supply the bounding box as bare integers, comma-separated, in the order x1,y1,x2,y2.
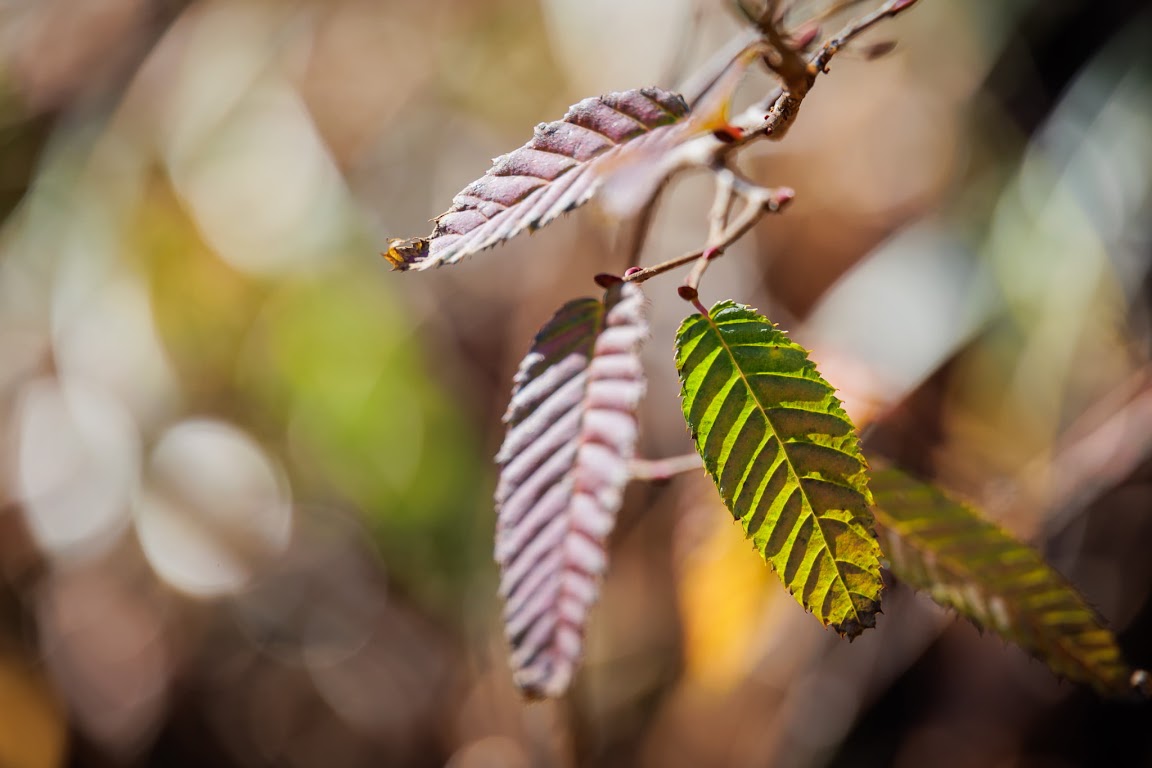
833,603,880,640
384,237,429,271
512,655,576,700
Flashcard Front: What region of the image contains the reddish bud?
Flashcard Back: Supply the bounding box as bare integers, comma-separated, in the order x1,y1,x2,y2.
711,125,744,144
623,266,643,278
594,273,623,288
677,285,699,301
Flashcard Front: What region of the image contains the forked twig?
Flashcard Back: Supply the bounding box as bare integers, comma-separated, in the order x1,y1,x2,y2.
621,181,793,288
613,0,918,290
731,0,920,143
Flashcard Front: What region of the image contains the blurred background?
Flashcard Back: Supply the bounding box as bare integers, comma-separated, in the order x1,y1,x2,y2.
0,0,1150,766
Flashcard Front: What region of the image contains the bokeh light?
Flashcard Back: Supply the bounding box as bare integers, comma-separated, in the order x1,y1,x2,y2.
0,1,1149,767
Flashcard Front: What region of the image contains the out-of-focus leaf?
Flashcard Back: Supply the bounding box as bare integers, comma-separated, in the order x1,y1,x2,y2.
677,494,776,691
0,646,66,768
139,181,264,402
234,270,487,607
675,301,883,638
385,88,690,270
871,467,1143,695
495,282,647,698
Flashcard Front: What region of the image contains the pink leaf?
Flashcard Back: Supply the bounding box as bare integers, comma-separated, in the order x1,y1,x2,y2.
386,89,689,271
494,282,647,698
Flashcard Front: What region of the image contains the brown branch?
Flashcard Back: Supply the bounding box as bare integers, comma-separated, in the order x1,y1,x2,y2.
608,1,919,290
729,0,920,143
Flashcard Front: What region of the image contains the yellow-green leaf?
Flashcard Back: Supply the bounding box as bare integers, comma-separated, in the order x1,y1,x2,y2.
675,301,883,637
871,467,1142,695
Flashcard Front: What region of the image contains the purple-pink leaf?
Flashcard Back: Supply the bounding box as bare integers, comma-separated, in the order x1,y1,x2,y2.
385,89,689,271
494,282,647,698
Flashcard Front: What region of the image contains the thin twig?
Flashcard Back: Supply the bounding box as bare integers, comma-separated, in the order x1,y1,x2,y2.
629,454,704,482
616,1,916,287
684,168,758,298
681,166,738,295
623,184,794,287
686,176,794,297
623,247,709,284
811,0,917,72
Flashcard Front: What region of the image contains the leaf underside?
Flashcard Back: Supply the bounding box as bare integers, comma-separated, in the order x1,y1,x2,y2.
675,301,883,637
495,282,647,698
386,88,689,271
871,468,1139,695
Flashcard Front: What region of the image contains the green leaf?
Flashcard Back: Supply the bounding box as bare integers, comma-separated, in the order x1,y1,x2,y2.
675,301,883,637
871,467,1141,695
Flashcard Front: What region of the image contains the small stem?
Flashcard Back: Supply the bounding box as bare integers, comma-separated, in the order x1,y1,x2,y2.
624,184,794,287
812,0,919,73
690,180,795,294
619,2,916,290
630,454,705,482
683,247,718,296
707,168,737,243
684,167,738,298
623,248,708,284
